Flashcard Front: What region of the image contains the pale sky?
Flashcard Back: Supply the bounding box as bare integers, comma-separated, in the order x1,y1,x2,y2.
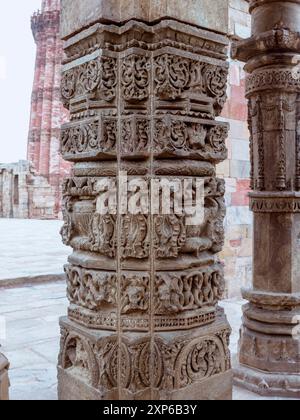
0,0,42,163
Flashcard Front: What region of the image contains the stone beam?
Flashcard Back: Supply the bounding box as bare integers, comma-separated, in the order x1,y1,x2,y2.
233,0,300,398
58,0,232,400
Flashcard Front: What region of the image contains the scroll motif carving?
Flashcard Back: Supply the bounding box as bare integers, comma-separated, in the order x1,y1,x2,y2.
256,95,265,191
154,54,190,100
59,328,231,392
154,54,227,115
61,118,117,157
88,214,117,257
61,56,117,104
121,215,150,259
154,117,228,161
121,55,150,102
246,69,300,97
65,265,117,310
155,266,224,314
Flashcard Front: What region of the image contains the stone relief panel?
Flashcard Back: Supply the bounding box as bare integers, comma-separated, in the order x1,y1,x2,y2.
154,53,228,117
61,56,118,107
154,265,224,315
61,117,118,160
121,54,151,103
59,324,231,393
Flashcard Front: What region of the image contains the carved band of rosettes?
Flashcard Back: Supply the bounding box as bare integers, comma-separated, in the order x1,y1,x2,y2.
64,264,224,331
60,177,225,259
246,69,300,97
59,327,231,391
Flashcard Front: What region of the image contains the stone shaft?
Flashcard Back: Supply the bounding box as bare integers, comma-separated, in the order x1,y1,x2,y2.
58,0,232,400
233,0,300,398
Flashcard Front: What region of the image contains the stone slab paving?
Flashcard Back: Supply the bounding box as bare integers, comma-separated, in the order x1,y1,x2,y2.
0,281,293,400
0,219,70,282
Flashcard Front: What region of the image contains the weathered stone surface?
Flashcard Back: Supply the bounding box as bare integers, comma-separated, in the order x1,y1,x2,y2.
58,0,232,400
232,0,300,397
60,0,229,38
0,352,9,401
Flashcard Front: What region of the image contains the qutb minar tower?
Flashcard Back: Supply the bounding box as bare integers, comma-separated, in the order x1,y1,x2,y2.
28,0,70,218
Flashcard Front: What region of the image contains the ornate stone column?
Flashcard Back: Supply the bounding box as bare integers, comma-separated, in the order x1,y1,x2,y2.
58,0,232,400
0,352,9,400
233,0,300,398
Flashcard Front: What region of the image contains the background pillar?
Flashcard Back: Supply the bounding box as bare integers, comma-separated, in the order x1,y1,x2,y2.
233,0,300,398
58,0,232,400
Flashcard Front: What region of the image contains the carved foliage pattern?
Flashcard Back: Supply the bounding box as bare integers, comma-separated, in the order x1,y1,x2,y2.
121,117,150,155
65,265,117,310
155,265,224,314
61,118,117,156
121,54,150,102
154,54,228,114
61,56,117,103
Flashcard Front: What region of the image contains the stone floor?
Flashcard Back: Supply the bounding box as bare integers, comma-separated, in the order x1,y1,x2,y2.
0,219,69,282
0,281,291,400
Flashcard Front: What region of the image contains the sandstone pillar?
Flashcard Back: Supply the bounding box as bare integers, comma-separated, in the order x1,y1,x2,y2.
58,0,232,400
0,352,9,401
233,0,300,398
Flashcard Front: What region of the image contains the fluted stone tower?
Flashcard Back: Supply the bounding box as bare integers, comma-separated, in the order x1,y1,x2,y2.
27,0,70,218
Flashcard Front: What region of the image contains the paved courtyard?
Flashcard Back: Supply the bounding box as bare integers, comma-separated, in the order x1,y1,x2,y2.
0,219,292,400
0,219,69,283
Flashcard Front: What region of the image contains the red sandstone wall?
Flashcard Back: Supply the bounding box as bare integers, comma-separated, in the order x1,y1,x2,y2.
27,0,71,219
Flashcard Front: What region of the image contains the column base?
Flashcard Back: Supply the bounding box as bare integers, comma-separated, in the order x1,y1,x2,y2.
234,364,300,399
58,367,232,401
0,353,9,401
58,313,232,401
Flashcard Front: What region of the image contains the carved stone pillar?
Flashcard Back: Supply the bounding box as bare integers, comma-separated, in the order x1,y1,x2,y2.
0,352,9,401
233,0,300,398
58,0,232,400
